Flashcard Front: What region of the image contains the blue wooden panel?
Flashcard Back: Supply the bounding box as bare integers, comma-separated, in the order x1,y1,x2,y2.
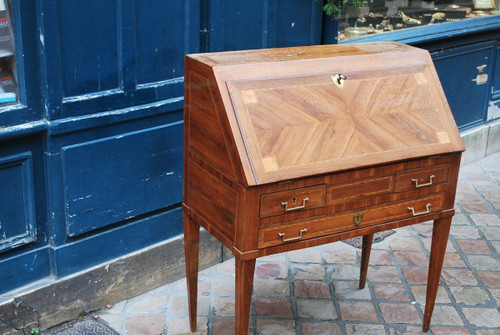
433,43,494,130
209,0,267,52
53,207,182,277
0,247,51,294
135,1,185,84
57,1,119,97
275,0,323,47
40,0,199,120
0,152,36,252
61,122,183,237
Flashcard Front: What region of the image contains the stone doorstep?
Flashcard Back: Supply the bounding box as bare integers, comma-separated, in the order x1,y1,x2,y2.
0,229,224,333
461,120,500,166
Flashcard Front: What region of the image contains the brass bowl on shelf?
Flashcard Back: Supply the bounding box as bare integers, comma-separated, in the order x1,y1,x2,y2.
344,27,374,39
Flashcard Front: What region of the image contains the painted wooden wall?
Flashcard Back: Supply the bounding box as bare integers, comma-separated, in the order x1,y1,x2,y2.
1,0,500,294
1,0,198,293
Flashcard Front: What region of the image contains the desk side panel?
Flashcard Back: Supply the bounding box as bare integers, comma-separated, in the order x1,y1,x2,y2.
186,158,237,245
186,67,236,180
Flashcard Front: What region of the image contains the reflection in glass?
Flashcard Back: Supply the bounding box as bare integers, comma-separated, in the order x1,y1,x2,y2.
338,0,499,41
0,0,17,104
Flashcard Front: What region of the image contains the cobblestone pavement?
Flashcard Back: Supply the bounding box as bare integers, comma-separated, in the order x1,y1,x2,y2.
96,153,500,335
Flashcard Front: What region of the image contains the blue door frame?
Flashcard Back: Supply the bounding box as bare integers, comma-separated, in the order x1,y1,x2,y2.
1,0,500,295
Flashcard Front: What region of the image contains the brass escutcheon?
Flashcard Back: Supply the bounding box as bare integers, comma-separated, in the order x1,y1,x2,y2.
353,212,364,227
332,74,347,89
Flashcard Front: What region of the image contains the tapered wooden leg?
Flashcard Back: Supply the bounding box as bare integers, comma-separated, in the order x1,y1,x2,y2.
235,258,256,335
183,212,200,332
359,233,374,289
423,217,452,332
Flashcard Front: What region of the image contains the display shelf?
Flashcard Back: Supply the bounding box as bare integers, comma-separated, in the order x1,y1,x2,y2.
336,7,500,45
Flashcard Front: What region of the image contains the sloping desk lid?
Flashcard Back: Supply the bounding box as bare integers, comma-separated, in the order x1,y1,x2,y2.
225,52,464,185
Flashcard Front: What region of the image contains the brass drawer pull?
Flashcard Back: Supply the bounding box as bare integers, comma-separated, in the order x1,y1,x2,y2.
281,197,309,212
278,228,307,242
408,203,431,216
411,175,435,188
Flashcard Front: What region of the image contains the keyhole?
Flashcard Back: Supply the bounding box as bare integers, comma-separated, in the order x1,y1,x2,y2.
292,197,297,205
421,174,425,181
337,74,347,85
331,74,347,89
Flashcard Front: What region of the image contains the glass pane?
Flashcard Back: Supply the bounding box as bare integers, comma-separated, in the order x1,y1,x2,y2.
0,0,17,105
338,0,499,41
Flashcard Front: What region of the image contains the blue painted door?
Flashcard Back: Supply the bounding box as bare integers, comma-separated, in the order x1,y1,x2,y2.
432,43,495,130
0,0,199,292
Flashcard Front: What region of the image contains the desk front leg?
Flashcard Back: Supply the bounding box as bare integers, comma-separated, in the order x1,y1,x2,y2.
423,216,452,332
183,212,200,332
235,258,256,335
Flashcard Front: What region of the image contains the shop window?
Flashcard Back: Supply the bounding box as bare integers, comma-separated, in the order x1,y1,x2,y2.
338,0,499,40
0,0,16,105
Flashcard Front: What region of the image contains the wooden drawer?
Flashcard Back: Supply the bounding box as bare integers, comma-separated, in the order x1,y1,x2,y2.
260,185,326,218
327,175,393,205
395,164,449,192
258,193,444,248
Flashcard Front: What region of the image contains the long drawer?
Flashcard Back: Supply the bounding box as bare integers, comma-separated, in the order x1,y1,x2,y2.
258,193,444,248
258,162,450,226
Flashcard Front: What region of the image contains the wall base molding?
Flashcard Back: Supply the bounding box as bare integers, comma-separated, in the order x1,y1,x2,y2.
0,229,226,333
461,119,500,165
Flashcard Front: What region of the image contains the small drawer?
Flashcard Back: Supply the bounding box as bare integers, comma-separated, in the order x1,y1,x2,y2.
327,175,393,205
394,164,449,192
260,185,326,218
258,193,444,248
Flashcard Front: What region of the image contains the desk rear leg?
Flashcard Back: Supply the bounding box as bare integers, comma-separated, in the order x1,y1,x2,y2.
183,212,200,332
359,233,374,289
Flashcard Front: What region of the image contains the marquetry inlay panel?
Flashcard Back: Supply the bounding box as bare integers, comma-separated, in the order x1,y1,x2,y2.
228,65,459,184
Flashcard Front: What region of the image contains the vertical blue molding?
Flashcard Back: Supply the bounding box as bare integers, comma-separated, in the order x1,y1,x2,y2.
118,0,137,94
263,0,278,48
262,0,270,47
309,0,324,45
207,0,224,52
37,0,63,120
491,44,500,100
186,0,201,55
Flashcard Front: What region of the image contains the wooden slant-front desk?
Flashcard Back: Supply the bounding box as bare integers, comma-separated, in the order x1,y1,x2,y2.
182,42,464,334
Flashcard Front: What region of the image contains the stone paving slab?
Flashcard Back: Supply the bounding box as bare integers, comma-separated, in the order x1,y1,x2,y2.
73,153,500,334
